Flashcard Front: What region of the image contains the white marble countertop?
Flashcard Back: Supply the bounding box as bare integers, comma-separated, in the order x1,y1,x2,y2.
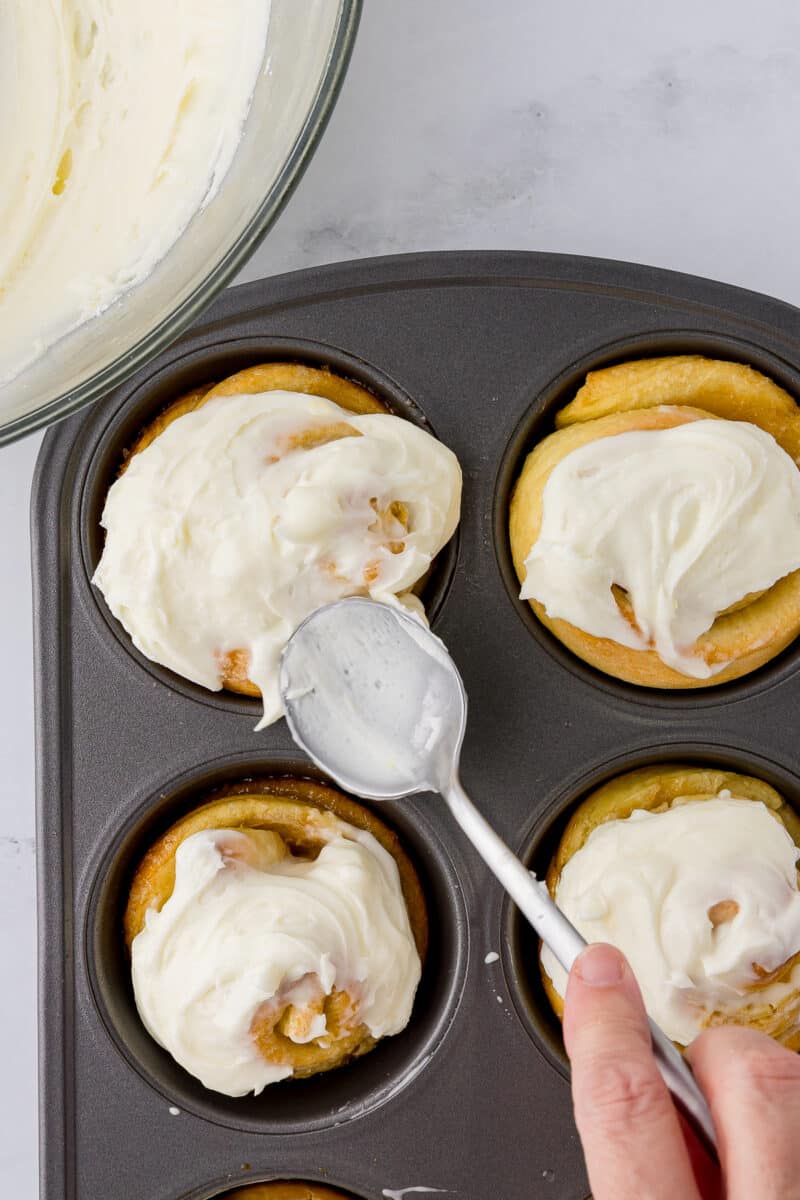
4,1,800,1193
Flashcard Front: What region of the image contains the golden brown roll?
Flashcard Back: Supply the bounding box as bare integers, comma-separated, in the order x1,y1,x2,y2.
224,1184,352,1200
123,364,389,697
94,362,462,726
510,356,800,688
125,779,427,1093
540,764,800,1049
126,362,389,463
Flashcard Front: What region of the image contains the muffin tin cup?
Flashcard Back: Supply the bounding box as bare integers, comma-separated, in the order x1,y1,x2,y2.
77,334,460,721
33,251,800,1200
85,753,469,1135
182,1178,365,1200
493,326,800,710
503,740,800,1077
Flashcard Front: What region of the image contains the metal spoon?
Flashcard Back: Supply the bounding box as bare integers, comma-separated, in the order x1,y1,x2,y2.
279,597,718,1158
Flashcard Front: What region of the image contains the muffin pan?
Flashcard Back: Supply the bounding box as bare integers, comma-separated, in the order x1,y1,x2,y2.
33,250,800,1199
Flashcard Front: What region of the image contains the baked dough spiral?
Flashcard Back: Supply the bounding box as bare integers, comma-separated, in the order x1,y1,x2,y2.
125,778,427,1090
95,362,461,726
510,356,800,687
122,364,390,698
540,764,800,1049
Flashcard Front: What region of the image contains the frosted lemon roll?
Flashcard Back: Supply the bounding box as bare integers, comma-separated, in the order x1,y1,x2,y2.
0,1,270,383
93,371,461,728
510,356,800,688
125,783,425,1096
540,766,800,1048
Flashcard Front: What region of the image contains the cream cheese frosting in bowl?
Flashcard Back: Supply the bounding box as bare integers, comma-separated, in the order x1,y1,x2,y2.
93,387,462,727
1,0,270,387
0,1,359,440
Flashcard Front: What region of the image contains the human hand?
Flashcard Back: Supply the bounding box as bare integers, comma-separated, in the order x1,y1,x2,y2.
564,942,800,1200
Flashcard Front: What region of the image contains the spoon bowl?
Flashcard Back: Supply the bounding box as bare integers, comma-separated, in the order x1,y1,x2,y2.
281,597,466,800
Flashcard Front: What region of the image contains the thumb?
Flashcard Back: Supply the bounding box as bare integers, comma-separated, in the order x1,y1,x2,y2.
563,943,701,1200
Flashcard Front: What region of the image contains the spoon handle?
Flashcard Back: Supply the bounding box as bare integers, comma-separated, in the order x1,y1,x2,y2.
443,776,718,1161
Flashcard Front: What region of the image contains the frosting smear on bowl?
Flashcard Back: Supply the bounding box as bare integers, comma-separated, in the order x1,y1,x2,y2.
0,1,270,383
93,390,462,728
541,794,800,1045
131,825,421,1096
521,419,800,677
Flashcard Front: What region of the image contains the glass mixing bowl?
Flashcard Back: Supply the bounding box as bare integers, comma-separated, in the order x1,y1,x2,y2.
0,0,360,446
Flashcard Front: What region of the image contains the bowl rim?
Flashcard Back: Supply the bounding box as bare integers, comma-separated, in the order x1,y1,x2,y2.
0,0,362,448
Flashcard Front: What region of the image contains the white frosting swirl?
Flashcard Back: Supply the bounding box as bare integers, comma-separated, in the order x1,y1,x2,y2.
0,0,269,383
521,418,800,676
93,390,462,728
131,824,421,1096
541,795,800,1044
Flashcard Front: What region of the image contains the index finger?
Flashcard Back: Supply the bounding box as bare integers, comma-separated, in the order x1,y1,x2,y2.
564,944,702,1200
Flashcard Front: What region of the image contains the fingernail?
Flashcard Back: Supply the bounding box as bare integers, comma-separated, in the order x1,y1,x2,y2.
574,943,625,987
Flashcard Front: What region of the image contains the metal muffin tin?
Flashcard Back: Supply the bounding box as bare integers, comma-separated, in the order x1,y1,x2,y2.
33,250,800,1200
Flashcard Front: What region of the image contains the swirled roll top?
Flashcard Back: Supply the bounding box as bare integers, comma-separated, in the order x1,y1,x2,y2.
510,356,800,686
522,418,800,677
130,811,422,1097
542,790,800,1046
93,388,462,727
